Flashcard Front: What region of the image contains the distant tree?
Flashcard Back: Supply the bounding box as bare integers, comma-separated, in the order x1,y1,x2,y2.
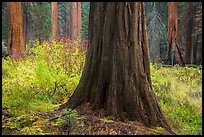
38,2,45,44
192,2,202,65
182,3,196,64
65,2,72,38
57,2,68,37
71,2,81,40
71,2,77,40
52,2,58,40
22,2,28,46
146,2,166,64
65,2,71,37
7,2,25,60
178,2,202,65
60,2,174,134
2,2,9,41
77,2,82,38
165,2,185,66
30,2,51,44
81,2,90,40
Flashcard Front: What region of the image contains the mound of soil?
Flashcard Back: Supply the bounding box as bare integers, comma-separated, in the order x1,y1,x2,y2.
48,103,174,135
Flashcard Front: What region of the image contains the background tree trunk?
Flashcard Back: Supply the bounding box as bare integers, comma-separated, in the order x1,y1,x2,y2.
192,2,202,65
77,2,82,38
52,2,58,40
23,2,28,48
71,2,81,40
7,2,25,60
65,2,69,37
183,3,196,64
146,2,162,64
165,2,185,66
71,2,78,40
60,2,173,133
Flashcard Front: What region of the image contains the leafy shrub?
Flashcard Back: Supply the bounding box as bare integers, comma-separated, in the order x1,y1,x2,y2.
2,39,87,119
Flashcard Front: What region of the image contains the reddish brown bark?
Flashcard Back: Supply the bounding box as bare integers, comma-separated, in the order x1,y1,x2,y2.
7,2,25,60
71,2,82,40
60,2,174,134
71,2,78,40
52,2,58,40
165,2,185,66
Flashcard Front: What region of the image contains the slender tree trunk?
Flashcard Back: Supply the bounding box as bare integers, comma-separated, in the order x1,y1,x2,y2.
71,2,82,40
60,2,174,134
28,2,36,46
68,2,72,38
77,2,82,39
65,2,69,37
165,2,185,66
7,2,25,60
152,2,161,64
52,2,58,40
71,2,78,40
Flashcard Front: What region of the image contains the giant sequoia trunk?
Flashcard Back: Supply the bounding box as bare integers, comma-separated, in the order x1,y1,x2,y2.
7,2,25,60
61,2,173,132
165,2,185,66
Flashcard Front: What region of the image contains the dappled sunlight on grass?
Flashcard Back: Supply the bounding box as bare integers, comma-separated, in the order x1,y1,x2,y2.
150,63,202,135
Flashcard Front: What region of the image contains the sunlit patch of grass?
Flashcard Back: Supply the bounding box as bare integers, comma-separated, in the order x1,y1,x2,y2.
150,63,202,135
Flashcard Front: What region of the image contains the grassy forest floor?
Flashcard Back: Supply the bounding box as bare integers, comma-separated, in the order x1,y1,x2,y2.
2,40,202,135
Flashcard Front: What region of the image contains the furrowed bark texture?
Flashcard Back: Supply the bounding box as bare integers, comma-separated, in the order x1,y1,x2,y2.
61,2,173,132
7,2,25,60
165,2,185,66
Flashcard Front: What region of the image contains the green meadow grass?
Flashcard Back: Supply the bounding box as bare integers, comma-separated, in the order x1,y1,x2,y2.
150,64,202,135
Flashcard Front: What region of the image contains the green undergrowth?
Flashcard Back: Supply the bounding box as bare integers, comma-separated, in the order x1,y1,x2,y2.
2,40,202,135
2,39,86,134
150,63,202,135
